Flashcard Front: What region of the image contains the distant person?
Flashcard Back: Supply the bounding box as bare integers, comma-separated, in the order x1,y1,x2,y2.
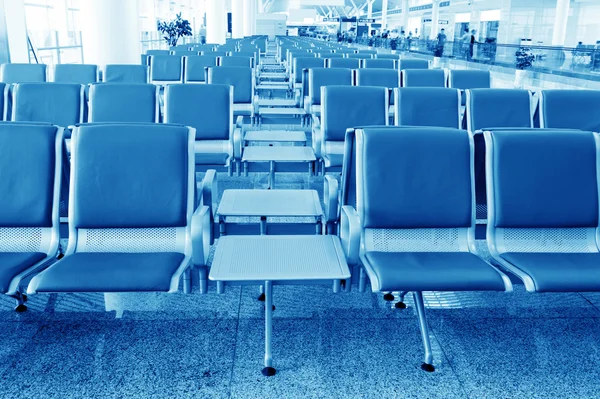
460,29,470,59
399,30,406,51
469,29,477,60
434,28,447,57
407,31,413,50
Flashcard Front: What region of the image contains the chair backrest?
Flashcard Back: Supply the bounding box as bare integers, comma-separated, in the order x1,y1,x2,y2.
375,54,400,60
201,51,228,57
233,51,258,67
363,59,395,69
12,83,84,126
346,54,368,60
68,123,194,254
0,64,47,83
293,57,326,84
0,83,5,120
448,70,491,90
401,69,446,87
308,68,353,106
0,122,61,233
88,83,159,123
398,59,429,70
322,86,388,142
183,55,217,83
540,90,600,131
356,68,399,88
164,84,232,140
394,88,460,128
327,58,360,69
484,129,599,254
104,65,148,83
53,64,98,84
218,56,253,68
149,55,183,83
171,50,199,57
355,126,474,252
318,52,344,58
207,66,253,104
143,50,170,66
466,89,532,132
358,50,377,55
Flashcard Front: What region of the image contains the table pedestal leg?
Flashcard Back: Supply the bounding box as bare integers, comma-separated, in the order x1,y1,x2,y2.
268,161,275,189
262,280,276,376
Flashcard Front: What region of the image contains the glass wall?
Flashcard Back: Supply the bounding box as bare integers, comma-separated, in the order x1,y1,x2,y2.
24,0,83,65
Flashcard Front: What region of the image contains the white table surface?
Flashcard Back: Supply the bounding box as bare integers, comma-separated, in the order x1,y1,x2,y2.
209,235,350,282
217,189,323,217
244,130,307,142
242,146,316,162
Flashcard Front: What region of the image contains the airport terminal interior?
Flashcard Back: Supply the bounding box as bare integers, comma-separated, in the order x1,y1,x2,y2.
0,0,600,398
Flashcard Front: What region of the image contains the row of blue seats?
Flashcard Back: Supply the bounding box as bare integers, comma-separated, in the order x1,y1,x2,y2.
2,121,599,371
0,63,148,84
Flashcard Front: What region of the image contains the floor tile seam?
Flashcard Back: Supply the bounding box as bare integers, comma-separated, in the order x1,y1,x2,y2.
227,287,243,399
577,293,600,314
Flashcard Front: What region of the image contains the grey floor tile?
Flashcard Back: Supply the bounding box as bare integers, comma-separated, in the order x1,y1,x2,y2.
430,317,600,399
229,318,467,399
0,319,237,399
0,321,43,374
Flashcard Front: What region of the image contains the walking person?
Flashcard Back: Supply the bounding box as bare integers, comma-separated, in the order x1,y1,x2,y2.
469,29,477,60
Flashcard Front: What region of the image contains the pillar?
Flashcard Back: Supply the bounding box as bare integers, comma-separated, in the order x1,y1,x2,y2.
81,0,140,66
367,0,375,34
206,0,227,44
2,0,29,63
402,0,409,32
430,0,440,39
231,0,244,39
243,0,256,37
381,0,389,30
551,0,569,46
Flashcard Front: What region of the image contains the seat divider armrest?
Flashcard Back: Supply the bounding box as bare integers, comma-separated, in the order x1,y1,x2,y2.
340,206,361,265
191,205,211,267
324,175,339,223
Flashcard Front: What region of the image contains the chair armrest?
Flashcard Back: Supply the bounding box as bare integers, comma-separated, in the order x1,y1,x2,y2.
191,205,211,266
233,125,243,161
340,206,361,265
323,175,339,223
199,169,217,244
235,115,244,129
253,94,259,116
312,123,323,159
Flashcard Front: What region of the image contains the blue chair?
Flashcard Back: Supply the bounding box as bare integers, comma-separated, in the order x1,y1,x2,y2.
394,88,460,128
398,59,429,70
345,54,369,61
149,55,184,84
344,126,511,371
401,69,446,87
318,52,344,59
327,58,361,69
448,70,491,106
11,83,84,126
164,84,240,175
27,123,210,295
356,68,400,119
201,50,228,57
104,65,148,83
0,64,47,83
485,129,600,292
183,55,217,83
88,83,159,123
142,50,170,66
363,59,395,69
307,68,354,118
170,50,199,57
375,54,400,61
314,86,388,172
466,89,534,223
53,64,99,84
0,83,5,120
207,66,255,121
539,90,600,131
0,122,62,311
232,51,258,67
292,57,325,94
218,56,253,68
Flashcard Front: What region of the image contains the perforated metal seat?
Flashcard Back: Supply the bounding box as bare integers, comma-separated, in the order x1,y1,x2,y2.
27,123,211,295
341,126,511,371
485,129,600,292
0,122,62,311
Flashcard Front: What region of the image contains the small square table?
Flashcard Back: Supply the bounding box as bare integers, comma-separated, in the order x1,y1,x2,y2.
242,146,316,189
244,130,307,146
209,235,351,376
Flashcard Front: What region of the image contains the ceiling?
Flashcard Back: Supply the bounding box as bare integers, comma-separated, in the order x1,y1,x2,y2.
267,0,404,16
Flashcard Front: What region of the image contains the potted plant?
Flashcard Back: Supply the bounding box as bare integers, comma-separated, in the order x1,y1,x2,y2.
514,46,535,88
157,13,193,48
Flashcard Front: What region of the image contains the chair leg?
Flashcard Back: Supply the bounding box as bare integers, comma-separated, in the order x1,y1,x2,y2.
183,268,192,294
395,291,408,309
413,291,435,372
13,292,27,313
198,266,208,294
358,267,367,293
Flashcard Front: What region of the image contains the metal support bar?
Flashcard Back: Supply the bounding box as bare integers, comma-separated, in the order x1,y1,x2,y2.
413,291,434,369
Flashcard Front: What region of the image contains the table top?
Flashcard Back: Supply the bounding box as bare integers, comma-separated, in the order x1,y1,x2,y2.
242,146,316,162
244,130,307,142
217,189,323,217
209,235,351,282
259,107,307,116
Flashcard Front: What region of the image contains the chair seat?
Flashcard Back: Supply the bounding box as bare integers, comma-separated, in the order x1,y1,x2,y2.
29,252,186,293
0,252,46,293
363,251,506,292
501,252,600,292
